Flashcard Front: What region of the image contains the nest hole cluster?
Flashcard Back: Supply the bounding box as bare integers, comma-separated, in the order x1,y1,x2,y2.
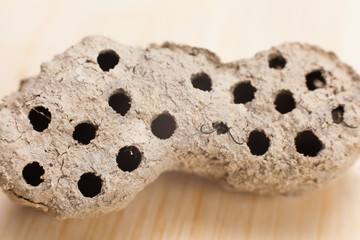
23,48,350,198
24,48,179,198
194,53,348,157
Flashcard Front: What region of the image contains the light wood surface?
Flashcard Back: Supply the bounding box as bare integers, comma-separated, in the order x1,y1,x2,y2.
1,0,360,239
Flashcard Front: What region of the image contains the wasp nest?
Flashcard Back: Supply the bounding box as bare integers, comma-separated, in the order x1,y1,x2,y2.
0,36,359,218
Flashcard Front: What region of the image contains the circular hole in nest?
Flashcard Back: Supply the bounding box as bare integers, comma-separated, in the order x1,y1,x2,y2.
73,123,97,145
78,172,102,198
332,105,344,124
191,72,212,91
247,130,270,156
28,106,51,132
233,81,257,104
306,70,326,90
274,90,296,114
22,162,45,186
151,113,176,139
295,130,323,157
108,90,131,116
268,53,286,69
117,146,142,172
97,49,120,71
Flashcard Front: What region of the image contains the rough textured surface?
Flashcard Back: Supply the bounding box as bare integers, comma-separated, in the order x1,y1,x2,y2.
0,35,359,219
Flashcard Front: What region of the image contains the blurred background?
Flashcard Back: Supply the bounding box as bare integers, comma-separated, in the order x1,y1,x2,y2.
0,0,360,239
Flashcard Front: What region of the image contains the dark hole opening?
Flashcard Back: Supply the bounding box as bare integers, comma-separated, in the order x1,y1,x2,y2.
306,70,326,90
117,146,142,172
247,130,270,156
151,113,176,139
28,106,51,132
97,49,120,71
73,123,97,145
78,172,102,198
268,54,287,69
191,72,212,91
295,130,323,157
274,90,296,114
22,162,44,186
108,90,131,116
233,81,257,104
332,105,344,124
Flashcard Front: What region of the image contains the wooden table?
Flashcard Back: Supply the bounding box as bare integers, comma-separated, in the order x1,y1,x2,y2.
0,0,360,239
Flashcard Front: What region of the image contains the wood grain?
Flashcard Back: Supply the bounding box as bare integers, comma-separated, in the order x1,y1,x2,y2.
0,0,360,239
